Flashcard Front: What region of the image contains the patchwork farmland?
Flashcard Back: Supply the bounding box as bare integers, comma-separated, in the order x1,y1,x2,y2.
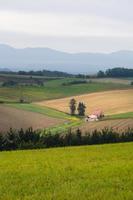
0,76,133,133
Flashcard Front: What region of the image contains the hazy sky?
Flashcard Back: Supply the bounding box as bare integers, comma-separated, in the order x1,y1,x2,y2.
0,0,133,52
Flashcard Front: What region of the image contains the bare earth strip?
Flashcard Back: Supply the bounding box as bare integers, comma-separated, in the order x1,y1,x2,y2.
37,90,133,115
78,119,133,134
0,105,64,132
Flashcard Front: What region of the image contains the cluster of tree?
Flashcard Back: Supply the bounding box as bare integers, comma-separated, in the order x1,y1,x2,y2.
75,74,88,78
0,127,132,151
2,80,18,87
69,99,86,116
97,68,133,78
62,80,87,86
76,74,96,79
2,79,44,87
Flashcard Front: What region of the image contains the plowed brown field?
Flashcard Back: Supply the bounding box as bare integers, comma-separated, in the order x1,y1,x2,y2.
78,119,133,134
0,105,64,132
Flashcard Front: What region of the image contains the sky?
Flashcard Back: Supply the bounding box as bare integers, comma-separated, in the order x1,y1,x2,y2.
0,0,133,52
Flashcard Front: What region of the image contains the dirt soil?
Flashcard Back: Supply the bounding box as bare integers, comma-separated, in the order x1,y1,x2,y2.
78,119,133,134
0,105,64,132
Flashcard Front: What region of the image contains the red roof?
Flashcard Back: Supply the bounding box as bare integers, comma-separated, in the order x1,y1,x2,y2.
92,110,104,117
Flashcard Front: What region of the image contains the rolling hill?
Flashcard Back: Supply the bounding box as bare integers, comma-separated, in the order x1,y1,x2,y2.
0,44,133,73
37,89,133,115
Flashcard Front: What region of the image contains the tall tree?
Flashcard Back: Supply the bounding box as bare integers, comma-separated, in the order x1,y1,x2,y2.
69,98,76,115
77,102,86,116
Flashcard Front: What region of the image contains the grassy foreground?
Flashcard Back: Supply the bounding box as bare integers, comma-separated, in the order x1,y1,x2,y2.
0,143,133,200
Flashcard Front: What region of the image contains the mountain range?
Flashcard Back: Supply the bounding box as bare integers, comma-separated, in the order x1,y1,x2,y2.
0,44,133,74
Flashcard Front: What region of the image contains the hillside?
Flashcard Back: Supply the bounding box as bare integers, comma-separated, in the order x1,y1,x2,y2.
0,78,131,102
0,143,133,200
0,76,133,134
38,89,133,115
1,44,133,73
0,105,65,132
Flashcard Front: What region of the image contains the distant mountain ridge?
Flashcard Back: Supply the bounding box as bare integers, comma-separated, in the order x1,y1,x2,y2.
0,67,11,72
0,44,133,74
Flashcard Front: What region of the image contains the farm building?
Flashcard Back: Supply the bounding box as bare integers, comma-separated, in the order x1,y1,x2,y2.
92,110,104,118
85,110,104,122
85,115,98,122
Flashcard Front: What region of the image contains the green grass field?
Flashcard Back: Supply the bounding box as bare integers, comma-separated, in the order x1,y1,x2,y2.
0,78,131,102
107,112,133,119
6,103,72,120
0,142,132,200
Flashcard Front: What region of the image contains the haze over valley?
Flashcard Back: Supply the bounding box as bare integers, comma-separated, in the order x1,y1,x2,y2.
0,44,133,73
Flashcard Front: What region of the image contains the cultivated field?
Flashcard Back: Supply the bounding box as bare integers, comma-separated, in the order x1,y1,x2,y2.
78,119,133,134
0,105,64,132
0,142,133,200
40,89,133,115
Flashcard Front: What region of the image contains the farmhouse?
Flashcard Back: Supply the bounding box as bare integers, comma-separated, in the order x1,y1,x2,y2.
85,110,104,122
92,110,104,118
85,115,98,122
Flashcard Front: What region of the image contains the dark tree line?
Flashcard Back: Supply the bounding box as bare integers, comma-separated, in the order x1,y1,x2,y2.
2,79,44,87
0,127,133,151
97,68,133,78
1,70,73,78
62,80,87,86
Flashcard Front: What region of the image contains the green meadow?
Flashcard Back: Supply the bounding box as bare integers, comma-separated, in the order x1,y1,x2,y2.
108,112,133,119
6,103,71,120
0,78,131,102
0,142,133,200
